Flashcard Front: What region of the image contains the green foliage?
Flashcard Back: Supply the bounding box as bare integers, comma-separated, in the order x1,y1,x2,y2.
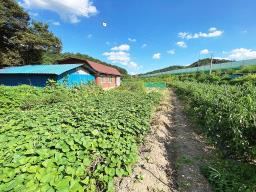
175,72,256,85
0,83,161,191
169,80,256,191
170,81,256,160
238,65,256,74
230,74,256,85
0,0,61,67
118,81,146,92
201,153,256,192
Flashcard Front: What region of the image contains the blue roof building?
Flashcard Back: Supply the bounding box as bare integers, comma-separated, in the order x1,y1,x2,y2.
0,64,95,87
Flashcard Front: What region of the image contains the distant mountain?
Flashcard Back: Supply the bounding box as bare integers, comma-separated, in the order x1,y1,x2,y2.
143,58,232,75
189,58,232,67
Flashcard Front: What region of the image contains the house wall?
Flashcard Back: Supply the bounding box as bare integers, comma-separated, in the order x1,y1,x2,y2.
95,75,118,89
58,67,95,86
0,74,56,87
0,68,95,87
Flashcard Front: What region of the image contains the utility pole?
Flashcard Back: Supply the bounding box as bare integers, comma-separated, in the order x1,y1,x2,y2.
197,54,200,73
210,53,213,74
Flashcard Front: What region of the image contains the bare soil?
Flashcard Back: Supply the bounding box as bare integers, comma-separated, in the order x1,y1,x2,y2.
115,89,213,192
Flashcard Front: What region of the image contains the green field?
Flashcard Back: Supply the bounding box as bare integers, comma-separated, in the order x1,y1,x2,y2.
0,83,161,191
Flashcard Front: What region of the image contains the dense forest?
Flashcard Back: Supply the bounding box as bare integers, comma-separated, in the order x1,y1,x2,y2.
0,0,127,75
144,58,232,75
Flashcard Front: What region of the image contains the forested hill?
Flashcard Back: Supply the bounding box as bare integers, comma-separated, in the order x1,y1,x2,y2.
144,58,232,75
0,0,127,75
144,66,184,75
189,58,231,67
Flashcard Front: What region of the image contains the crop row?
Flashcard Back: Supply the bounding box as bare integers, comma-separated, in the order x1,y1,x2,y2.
0,84,161,191
170,81,256,160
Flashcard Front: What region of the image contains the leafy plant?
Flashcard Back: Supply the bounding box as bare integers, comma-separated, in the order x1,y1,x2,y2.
0,83,161,191
170,81,256,160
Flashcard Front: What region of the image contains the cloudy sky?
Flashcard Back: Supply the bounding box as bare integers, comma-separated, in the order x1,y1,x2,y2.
20,0,256,74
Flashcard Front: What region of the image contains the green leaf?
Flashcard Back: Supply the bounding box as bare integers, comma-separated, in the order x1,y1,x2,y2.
69,179,84,192
83,157,91,167
42,159,55,168
65,166,75,175
116,168,124,177
104,167,116,177
55,177,71,192
75,166,85,177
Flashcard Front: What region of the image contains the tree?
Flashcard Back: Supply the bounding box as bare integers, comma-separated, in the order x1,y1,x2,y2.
0,0,62,67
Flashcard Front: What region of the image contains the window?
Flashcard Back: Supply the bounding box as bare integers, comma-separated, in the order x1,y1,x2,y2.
100,76,113,83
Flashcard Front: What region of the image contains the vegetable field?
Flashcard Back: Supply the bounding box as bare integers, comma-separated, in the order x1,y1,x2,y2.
171,81,256,160
0,84,161,191
170,80,256,191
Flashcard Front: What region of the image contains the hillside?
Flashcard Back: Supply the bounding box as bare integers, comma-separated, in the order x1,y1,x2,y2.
143,58,232,75
144,65,185,75
190,58,231,67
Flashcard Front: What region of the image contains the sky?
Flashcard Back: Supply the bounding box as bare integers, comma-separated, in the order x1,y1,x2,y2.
19,0,256,74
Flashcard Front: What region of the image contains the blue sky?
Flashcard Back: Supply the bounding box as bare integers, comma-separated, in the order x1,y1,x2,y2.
20,0,256,74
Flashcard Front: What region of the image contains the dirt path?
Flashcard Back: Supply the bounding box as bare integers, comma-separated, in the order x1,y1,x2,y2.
116,89,212,192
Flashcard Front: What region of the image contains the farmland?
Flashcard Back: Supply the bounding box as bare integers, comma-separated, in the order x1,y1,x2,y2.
0,78,256,192
169,79,256,191
140,73,256,191
170,81,256,160
0,83,161,191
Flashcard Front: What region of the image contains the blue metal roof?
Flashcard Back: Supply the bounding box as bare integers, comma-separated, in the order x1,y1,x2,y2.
0,64,84,75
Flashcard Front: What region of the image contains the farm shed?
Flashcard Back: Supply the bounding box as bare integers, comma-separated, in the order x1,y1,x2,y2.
57,57,121,89
0,64,95,87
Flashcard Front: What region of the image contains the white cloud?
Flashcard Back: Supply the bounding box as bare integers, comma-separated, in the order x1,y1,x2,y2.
103,51,130,65
128,61,138,68
111,44,130,51
200,49,210,55
128,38,136,42
153,53,161,60
21,0,97,23
178,27,223,40
176,41,187,48
167,49,175,55
209,27,217,32
227,48,256,60
103,44,139,68
141,43,147,48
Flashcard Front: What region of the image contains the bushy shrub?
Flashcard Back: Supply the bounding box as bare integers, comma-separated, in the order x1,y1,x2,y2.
238,65,256,73
230,74,256,85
